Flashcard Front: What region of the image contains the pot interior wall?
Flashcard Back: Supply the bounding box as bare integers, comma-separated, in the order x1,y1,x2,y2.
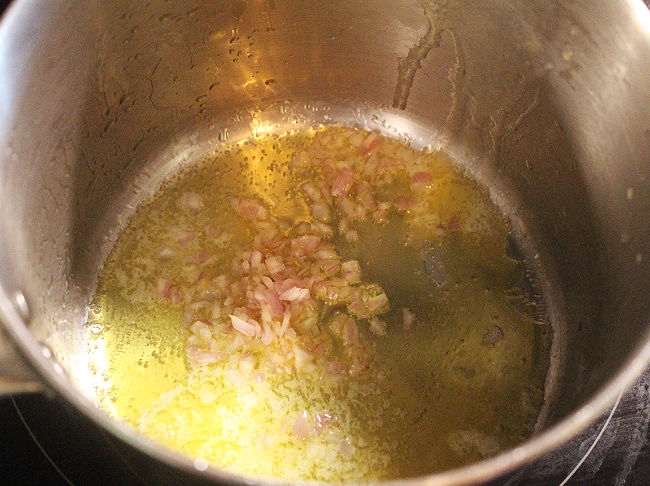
0,0,649,471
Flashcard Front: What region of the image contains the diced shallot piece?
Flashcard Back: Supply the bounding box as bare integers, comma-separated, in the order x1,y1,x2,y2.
157,247,176,260
312,247,337,261
411,171,433,184
261,323,274,345
174,229,195,246
252,371,266,383
402,307,416,330
393,196,416,210
229,314,257,336
264,256,285,274
214,274,229,291
156,278,173,299
447,215,461,231
314,279,352,305
326,361,348,376
357,182,377,210
312,221,334,239
190,320,213,341
261,275,275,290
372,202,391,224
339,439,355,458
233,197,268,220
279,287,311,302
275,278,302,294
313,412,335,435
330,315,359,344
341,260,362,284
330,168,355,197
178,192,204,211
311,201,331,222
369,316,388,336
250,250,263,268
347,285,389,318
156,278,183,305
238,353,257,373
290,235,321,257
359,132,382,156
366,292,389,313
188,348,222,365
198,251,213,265
319,259,341,276
254,289,284,317
293,345,314,370
169,286,184,305
302,182,322,201
344,230,359,242
293,411,311,440
338,197,357,218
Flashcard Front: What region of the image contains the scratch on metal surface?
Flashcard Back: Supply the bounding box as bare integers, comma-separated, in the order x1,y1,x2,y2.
392,0,441,110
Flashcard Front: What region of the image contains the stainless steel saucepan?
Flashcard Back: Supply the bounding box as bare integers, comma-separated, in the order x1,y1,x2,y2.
1,0,649,484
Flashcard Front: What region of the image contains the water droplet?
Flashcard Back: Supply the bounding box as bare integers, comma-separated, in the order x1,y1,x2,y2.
53,362,65,375
218,128,229,142
41,344,53,359
13,291,30,321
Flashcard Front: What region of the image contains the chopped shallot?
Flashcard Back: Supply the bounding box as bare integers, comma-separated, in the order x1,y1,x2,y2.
369,316,388,336
279,287,311,302
341,260,362,284
251,371,266,383
313,412,335,436
188,348,222,365
291,235,321,257
339,439,355,458
359,132,382,156
402,307,416,330
238,353,257,373
229,314,257,336
344,230,359,242
261,323,274,345
331,169,355,197
156,278,173,299
264,256,285,274
293,411,311,440
174,230,195,246
393,196,416,210
233,197,268,220
178,192,204,211
411,171,433,184
157,247,176,260
311,201,331,222
293,345,314,370
180,129,446,377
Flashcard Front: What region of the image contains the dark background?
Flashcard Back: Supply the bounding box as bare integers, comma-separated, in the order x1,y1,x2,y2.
1,0,649,484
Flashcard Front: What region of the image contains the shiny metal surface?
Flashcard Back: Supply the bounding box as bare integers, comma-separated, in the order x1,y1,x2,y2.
0,0,649,484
